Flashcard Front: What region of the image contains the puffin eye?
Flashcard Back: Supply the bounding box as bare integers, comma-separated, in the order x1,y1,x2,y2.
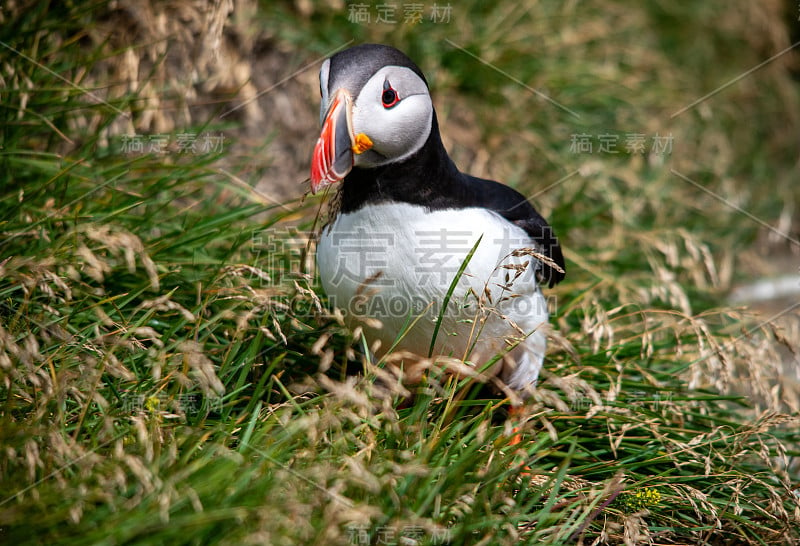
381,80,399,108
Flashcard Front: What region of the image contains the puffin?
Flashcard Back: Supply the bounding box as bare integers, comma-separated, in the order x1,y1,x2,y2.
310,44,565,399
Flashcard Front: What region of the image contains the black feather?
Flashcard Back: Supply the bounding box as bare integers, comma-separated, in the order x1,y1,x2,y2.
338,112,566,287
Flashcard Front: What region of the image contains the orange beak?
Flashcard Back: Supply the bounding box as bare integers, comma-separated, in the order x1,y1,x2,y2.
310,89,373,194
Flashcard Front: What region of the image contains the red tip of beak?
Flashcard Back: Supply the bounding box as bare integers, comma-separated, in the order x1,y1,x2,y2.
310,90,355,194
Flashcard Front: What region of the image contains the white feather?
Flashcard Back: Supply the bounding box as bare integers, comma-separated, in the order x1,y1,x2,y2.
317,202,549,392
351,67,432,167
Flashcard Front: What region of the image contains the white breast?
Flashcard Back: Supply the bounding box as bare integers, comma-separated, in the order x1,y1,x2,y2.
316,202,549,392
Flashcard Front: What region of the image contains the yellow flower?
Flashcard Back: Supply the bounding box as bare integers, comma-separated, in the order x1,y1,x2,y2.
622,487,661,511
144,395,161,413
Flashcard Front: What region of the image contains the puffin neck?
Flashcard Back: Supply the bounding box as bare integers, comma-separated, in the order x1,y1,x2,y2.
338,112,464,214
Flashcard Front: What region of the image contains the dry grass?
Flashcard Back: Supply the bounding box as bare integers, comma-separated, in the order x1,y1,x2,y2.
1,0,799,544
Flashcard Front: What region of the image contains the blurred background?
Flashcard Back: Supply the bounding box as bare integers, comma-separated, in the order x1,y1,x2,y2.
2,1,800,543
5,0,799,291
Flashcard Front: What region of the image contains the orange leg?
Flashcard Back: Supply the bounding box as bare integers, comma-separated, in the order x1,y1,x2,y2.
508,405,525,446
507,405,533,475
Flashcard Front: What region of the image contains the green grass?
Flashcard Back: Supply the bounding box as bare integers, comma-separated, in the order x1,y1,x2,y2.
1,1,799,544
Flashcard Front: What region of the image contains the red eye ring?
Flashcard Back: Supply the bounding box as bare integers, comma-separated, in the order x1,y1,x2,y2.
381,80,400,108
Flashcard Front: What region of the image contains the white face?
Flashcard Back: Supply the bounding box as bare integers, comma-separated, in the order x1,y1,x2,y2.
319,62,433,167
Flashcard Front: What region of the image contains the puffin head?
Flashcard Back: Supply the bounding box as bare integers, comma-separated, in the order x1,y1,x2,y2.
310,44,434,194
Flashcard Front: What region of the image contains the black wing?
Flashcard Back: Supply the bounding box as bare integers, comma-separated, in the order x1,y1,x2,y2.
462,175,566,288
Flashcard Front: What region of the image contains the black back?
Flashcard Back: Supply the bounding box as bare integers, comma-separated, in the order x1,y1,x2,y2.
339,113,566,287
